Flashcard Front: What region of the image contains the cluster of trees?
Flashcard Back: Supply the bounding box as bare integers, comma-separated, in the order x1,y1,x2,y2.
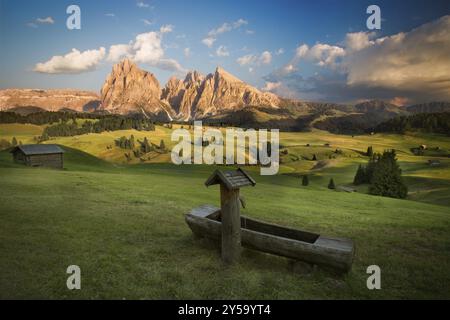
0,136,22,150
42,117,155,138
374,113,450,135
0,137,22,150
114,135,167,162
353,150,408,199
301,175,336,190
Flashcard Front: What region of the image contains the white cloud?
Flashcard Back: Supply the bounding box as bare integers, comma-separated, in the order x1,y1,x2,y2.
202,18,248,47
295,43,345,68
34,47,106,74
245,30,255,35
283,64,296,73
105,13,115,17
107,44,133,62
141,19,153,26
346,15,450,96
107,31,185,73
345,31,375,52
266,15,450,103
275,48,284,55
260,51,272,64
237,54,257,66
133,32,165,63
236,51,272,67
36,17,55,24
262,81,281,92
26,23,38,28
184,47,191,58
202,37,216,48
137,1,150,8
216,46,230,57
160,24,174,34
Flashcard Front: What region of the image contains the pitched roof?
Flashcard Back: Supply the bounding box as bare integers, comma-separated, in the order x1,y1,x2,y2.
205,168,256,190
11,144,64,155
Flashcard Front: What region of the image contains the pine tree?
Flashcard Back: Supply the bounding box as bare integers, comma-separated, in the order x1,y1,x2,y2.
143,137,151,153
366,146,373,157
160,139,166,151
302,175,309,186
328,178,336,190
130,135,135,150
353,165,366,185
369,150,408,199
312,154,317,161
11,137,18,146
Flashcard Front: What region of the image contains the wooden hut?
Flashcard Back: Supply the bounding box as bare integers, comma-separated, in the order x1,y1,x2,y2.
11,144,64,169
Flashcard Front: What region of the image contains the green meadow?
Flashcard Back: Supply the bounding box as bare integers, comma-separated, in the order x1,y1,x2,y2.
0,123,449,299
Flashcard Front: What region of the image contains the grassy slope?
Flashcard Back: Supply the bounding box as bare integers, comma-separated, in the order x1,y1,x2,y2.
0,147,449,299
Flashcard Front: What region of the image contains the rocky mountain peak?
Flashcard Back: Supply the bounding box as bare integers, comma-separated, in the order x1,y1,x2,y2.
100,59,175,120
184,71,204,86
100,60,280,120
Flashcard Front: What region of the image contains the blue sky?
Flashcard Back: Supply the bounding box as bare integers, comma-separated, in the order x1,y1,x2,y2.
0,0,449,103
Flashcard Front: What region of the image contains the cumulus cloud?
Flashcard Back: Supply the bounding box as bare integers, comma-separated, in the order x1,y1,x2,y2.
236,51,272,67
216,46,230,57
346,16,450,97
260,51,272,64
262,81,281,91
184,47,191,58
275,48,285,55
202,37,216,48
107,44,133,62
202,18,248,47
345,31,375,52
160,24,174,34
107,30,185,73
237,54,257,66
34,47,106,74
294,43,345,68
266,15,450,103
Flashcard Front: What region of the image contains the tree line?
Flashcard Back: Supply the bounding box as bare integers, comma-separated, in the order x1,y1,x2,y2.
40,117,155,140
374,112,450,135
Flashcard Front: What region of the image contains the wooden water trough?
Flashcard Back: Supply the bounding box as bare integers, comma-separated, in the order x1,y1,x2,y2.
185,169,355,273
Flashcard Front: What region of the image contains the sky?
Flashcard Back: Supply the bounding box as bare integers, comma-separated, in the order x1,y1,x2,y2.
0,0,449,104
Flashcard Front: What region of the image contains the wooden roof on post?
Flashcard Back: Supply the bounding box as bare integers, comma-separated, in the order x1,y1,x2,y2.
10,144,64,156
205,168,256,190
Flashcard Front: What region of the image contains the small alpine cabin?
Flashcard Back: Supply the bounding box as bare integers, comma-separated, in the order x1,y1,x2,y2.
11,144,64,169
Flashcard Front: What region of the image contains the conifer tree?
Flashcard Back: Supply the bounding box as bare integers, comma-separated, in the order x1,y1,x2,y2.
302,175,309,186
328,178,336,190
160,139,166,151
366,146,373,157
369,150,408,199
11,137,17,146
353,165,366,185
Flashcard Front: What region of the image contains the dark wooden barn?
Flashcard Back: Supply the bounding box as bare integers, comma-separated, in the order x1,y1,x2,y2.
10,144,64,169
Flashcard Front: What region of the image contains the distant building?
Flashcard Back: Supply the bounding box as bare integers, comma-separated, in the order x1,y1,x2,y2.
428,160,441,167
11,144,64,169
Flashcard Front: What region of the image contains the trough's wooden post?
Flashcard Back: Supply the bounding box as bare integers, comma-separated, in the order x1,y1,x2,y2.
204,168,256,266
220,184,241,265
